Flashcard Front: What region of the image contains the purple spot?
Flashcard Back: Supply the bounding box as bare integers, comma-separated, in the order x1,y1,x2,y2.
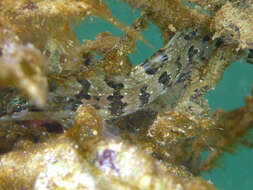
96,149,119,172
23,2,38,10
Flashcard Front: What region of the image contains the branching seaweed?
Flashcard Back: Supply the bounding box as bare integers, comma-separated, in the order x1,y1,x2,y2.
0,0,252,189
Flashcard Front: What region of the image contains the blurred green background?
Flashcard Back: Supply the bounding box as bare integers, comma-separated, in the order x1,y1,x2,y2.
73,0,253,189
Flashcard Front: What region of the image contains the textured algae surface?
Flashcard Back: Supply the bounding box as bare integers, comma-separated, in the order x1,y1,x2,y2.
0,0,253,189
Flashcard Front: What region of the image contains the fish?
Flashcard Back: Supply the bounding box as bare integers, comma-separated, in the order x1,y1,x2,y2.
75,27,221,119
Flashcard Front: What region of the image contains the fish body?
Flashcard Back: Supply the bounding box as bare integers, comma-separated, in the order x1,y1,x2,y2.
76,27,220,119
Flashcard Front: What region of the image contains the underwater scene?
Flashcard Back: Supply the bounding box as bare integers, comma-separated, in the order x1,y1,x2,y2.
0,0,252,189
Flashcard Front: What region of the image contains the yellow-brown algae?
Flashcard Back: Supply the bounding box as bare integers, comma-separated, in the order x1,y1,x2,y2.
0,0,253,189
0,24,47,107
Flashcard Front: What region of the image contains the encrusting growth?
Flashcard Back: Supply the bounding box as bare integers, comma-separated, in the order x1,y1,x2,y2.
0,0,252,189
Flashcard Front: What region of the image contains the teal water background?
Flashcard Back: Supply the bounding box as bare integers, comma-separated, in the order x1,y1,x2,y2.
73,1,253,189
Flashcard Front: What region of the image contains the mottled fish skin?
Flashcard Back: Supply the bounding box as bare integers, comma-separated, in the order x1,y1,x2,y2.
76,27,220,119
